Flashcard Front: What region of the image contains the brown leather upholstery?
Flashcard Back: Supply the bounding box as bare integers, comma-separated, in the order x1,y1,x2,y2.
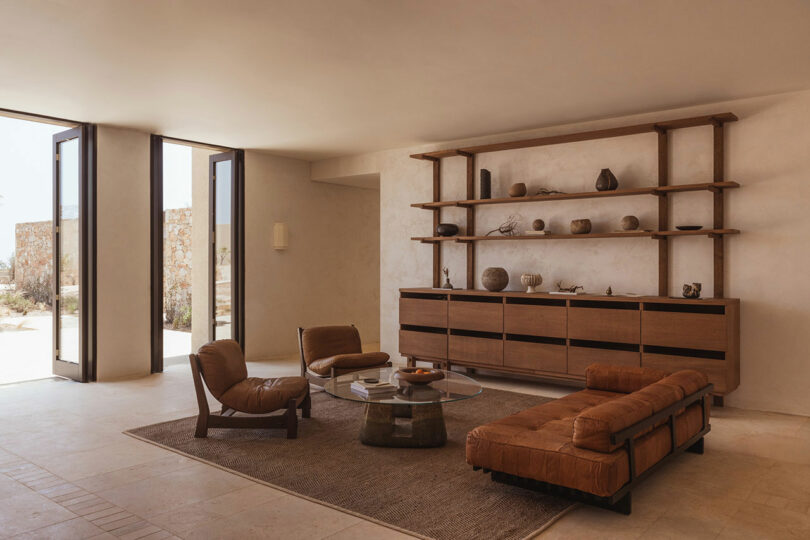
196,340,248,399
195,340,308,414
220,377,309,414
585,363,669,394
300,326,390,376
467,365,710,498
308,352,391,376
301,326,363,364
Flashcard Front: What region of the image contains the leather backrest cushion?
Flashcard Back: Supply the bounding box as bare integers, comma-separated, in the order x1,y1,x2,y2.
573,393,653,453
301,326,362,365
585,363,669,394
659,370,708,396
196,340,247,399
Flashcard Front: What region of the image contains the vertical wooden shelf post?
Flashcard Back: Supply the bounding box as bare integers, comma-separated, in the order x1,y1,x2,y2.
712,120,725,298
464,152,475,289
656,127,669,296
431,157,441,288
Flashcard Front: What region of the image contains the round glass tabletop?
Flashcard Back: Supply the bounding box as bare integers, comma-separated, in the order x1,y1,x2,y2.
324,367,482,405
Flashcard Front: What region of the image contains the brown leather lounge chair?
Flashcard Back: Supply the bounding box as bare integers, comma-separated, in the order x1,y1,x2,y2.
297,325,390,386
190,340,311,439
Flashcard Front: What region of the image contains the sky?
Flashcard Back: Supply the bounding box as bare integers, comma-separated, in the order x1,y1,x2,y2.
0,117,194,262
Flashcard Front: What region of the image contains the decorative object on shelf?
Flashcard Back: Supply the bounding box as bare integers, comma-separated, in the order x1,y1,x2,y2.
441,267,453,290
676,225,703,231
535,187,565,196
480,169,491,199
482,267,509,292
570,218,592,234
273,222,289,250
682,282,702,299
620,215,640,231
508,182,527,197
595,168,619,191
532,218,545,231
555,281,584,294
520,273,543,293
436,223,459,237
606,286,613,296
395,367,445,385
486,215,520,236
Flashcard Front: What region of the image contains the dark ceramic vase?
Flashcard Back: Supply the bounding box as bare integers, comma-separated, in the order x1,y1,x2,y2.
480,169,491,199
595,168,619,191
436,223,459,237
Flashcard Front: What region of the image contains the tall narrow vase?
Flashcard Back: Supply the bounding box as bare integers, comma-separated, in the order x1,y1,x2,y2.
480,169,491,199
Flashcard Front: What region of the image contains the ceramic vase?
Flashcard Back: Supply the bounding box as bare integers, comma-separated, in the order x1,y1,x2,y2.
482,267,509,292
520,273,543,293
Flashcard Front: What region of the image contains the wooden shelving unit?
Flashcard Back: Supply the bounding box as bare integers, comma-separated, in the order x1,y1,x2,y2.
409,112,740,298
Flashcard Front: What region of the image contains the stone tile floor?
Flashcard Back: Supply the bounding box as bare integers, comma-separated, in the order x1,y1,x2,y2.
0,356,807,539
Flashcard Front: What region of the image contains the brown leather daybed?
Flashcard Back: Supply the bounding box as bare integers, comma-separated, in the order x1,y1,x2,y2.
466,364,712,514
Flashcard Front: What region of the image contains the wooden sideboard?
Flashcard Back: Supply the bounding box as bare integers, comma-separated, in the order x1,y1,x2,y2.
399,288,740,400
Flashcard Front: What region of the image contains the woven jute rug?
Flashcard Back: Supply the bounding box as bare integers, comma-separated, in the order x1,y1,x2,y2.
125,388,574,540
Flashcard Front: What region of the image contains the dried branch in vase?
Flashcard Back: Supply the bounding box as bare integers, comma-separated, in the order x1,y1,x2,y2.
486,215,520,236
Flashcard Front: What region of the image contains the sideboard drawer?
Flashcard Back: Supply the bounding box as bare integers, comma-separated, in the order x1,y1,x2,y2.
504,304,567,338
642,353,728,393
449,300,503,333
504,340,566,373
399,298,447,328
568,347,640,376
449,335,503,366
399,330,447,359
569,307,639,343
642,311,727,351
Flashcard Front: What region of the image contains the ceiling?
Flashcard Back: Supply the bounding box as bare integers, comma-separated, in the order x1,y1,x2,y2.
2,0,809,160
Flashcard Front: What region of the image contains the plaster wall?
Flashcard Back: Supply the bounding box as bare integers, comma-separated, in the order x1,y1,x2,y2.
315,89,810,416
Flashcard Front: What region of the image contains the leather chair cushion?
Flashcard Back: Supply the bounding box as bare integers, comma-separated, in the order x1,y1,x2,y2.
466,390,706,497
196,340,248,399
659,370,708,396
301,326,362,366
308,352,390,376
220,376,309,414
585,363,669,394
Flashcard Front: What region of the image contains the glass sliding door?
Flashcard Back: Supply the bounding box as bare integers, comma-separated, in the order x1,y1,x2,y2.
52,126,93,381
209,152,243,346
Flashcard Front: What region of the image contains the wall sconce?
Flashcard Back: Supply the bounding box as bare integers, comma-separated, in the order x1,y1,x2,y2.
273,222,289,250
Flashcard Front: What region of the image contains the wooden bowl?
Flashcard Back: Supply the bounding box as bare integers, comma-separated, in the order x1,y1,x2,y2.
395,367,445,385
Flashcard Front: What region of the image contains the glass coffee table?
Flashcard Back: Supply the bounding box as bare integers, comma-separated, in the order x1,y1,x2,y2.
324,367,482,448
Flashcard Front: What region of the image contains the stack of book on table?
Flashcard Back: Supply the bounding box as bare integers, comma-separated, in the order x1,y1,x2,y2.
350,379,396,398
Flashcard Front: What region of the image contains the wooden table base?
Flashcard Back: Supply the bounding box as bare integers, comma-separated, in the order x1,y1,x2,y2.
359,402,447,448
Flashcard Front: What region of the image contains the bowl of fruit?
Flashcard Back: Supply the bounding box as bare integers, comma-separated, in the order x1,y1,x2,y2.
395,367,445,385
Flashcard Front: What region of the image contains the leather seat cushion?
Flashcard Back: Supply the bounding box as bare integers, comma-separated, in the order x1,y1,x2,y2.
308,352,390,376
658,370,708,396
220,376,309,414
196,340,248,399
301,326,362,365
466,390,706,497
585,363,669,394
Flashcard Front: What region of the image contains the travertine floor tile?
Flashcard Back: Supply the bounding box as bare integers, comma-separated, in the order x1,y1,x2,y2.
10,516,105,539
0,491,77,536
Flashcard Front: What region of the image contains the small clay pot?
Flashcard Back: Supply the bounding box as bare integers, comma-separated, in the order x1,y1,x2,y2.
520,273,543,293
532,219,545,231
620,215,640,231
595,168,619,191
436,223,459,237
482,267,509,292
570,219,592,234
682,283,702,299
508,182,527,197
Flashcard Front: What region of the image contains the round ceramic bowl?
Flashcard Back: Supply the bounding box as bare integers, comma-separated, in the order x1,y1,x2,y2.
395,367,445,385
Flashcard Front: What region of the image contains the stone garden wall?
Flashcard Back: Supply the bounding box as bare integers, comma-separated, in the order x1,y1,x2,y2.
163,208,193,321
14,221,53,289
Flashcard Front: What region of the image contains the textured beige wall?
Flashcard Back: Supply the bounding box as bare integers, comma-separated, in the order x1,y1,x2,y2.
315,90,810,417
96,126,151,380
244,151,380,361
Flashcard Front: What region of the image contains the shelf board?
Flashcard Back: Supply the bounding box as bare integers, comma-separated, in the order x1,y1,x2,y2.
410,112,738,160
410,181,739,209
412,229,740,243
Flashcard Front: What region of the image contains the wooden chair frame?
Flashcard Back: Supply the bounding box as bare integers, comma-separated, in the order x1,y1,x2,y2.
297,325,391,387
190,353,311,439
